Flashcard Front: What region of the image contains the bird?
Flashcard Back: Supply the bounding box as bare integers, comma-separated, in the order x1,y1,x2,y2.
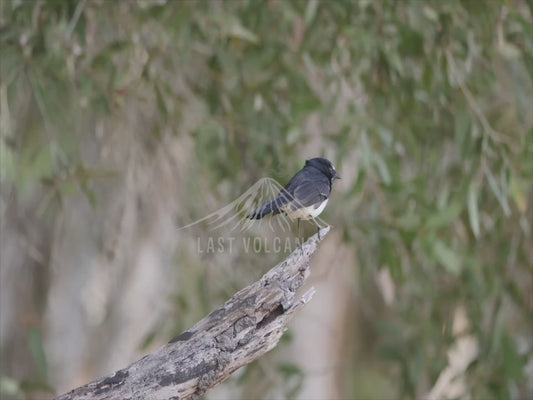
247,157,341,242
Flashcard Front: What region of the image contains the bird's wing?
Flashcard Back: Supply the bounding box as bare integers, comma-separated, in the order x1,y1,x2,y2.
249,167,330,218
287,176,330,211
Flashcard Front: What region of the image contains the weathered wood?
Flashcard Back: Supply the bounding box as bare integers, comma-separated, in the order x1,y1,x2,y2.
55,227,330,400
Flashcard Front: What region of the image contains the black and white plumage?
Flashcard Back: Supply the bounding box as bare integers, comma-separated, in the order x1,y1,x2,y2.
248,157,341,238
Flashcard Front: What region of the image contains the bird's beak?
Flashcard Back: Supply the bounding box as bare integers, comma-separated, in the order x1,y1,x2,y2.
334,172,341,180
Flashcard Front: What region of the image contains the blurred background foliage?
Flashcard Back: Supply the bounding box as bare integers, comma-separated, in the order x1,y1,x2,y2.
1,0,532,399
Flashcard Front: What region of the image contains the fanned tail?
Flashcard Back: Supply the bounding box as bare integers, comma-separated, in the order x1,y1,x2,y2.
247,193,290,219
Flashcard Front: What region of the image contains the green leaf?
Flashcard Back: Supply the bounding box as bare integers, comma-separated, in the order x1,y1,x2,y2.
213,14,259,44
396,213,421,231
228,23,259,43
501,334,526,379
140,329,158,350
155,85,168,120
433,240,462,276
425,203,462,230
352,169,366,196
485,167,511,216
60,181,78,197
0,140,15,182
468,183,480,238
374,154,391,185
0,376,21,397
278,363,304,398
91,40,129,69
280,329,293,344
278,363,302,377
304,0,319,25
510,177,527,214
27,327,48,382
80,182,97,208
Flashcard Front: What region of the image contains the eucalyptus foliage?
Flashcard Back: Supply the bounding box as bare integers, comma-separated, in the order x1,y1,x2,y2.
1,1,532,399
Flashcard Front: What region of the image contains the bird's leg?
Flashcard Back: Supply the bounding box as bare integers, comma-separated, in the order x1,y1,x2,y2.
297,218,301,248
313,217,323,240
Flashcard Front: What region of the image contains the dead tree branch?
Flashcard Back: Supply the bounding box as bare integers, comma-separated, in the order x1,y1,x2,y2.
56,227,330,400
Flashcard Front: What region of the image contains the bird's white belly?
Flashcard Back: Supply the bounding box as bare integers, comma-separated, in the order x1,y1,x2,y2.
283,199,328,220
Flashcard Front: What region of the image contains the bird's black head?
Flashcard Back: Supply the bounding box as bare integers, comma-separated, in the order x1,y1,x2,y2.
305,157,341,182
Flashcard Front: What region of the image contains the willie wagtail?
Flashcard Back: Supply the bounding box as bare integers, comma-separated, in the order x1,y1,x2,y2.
248,157,341,240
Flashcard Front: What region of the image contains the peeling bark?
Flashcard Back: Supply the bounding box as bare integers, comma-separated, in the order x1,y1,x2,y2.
55,227,329,400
